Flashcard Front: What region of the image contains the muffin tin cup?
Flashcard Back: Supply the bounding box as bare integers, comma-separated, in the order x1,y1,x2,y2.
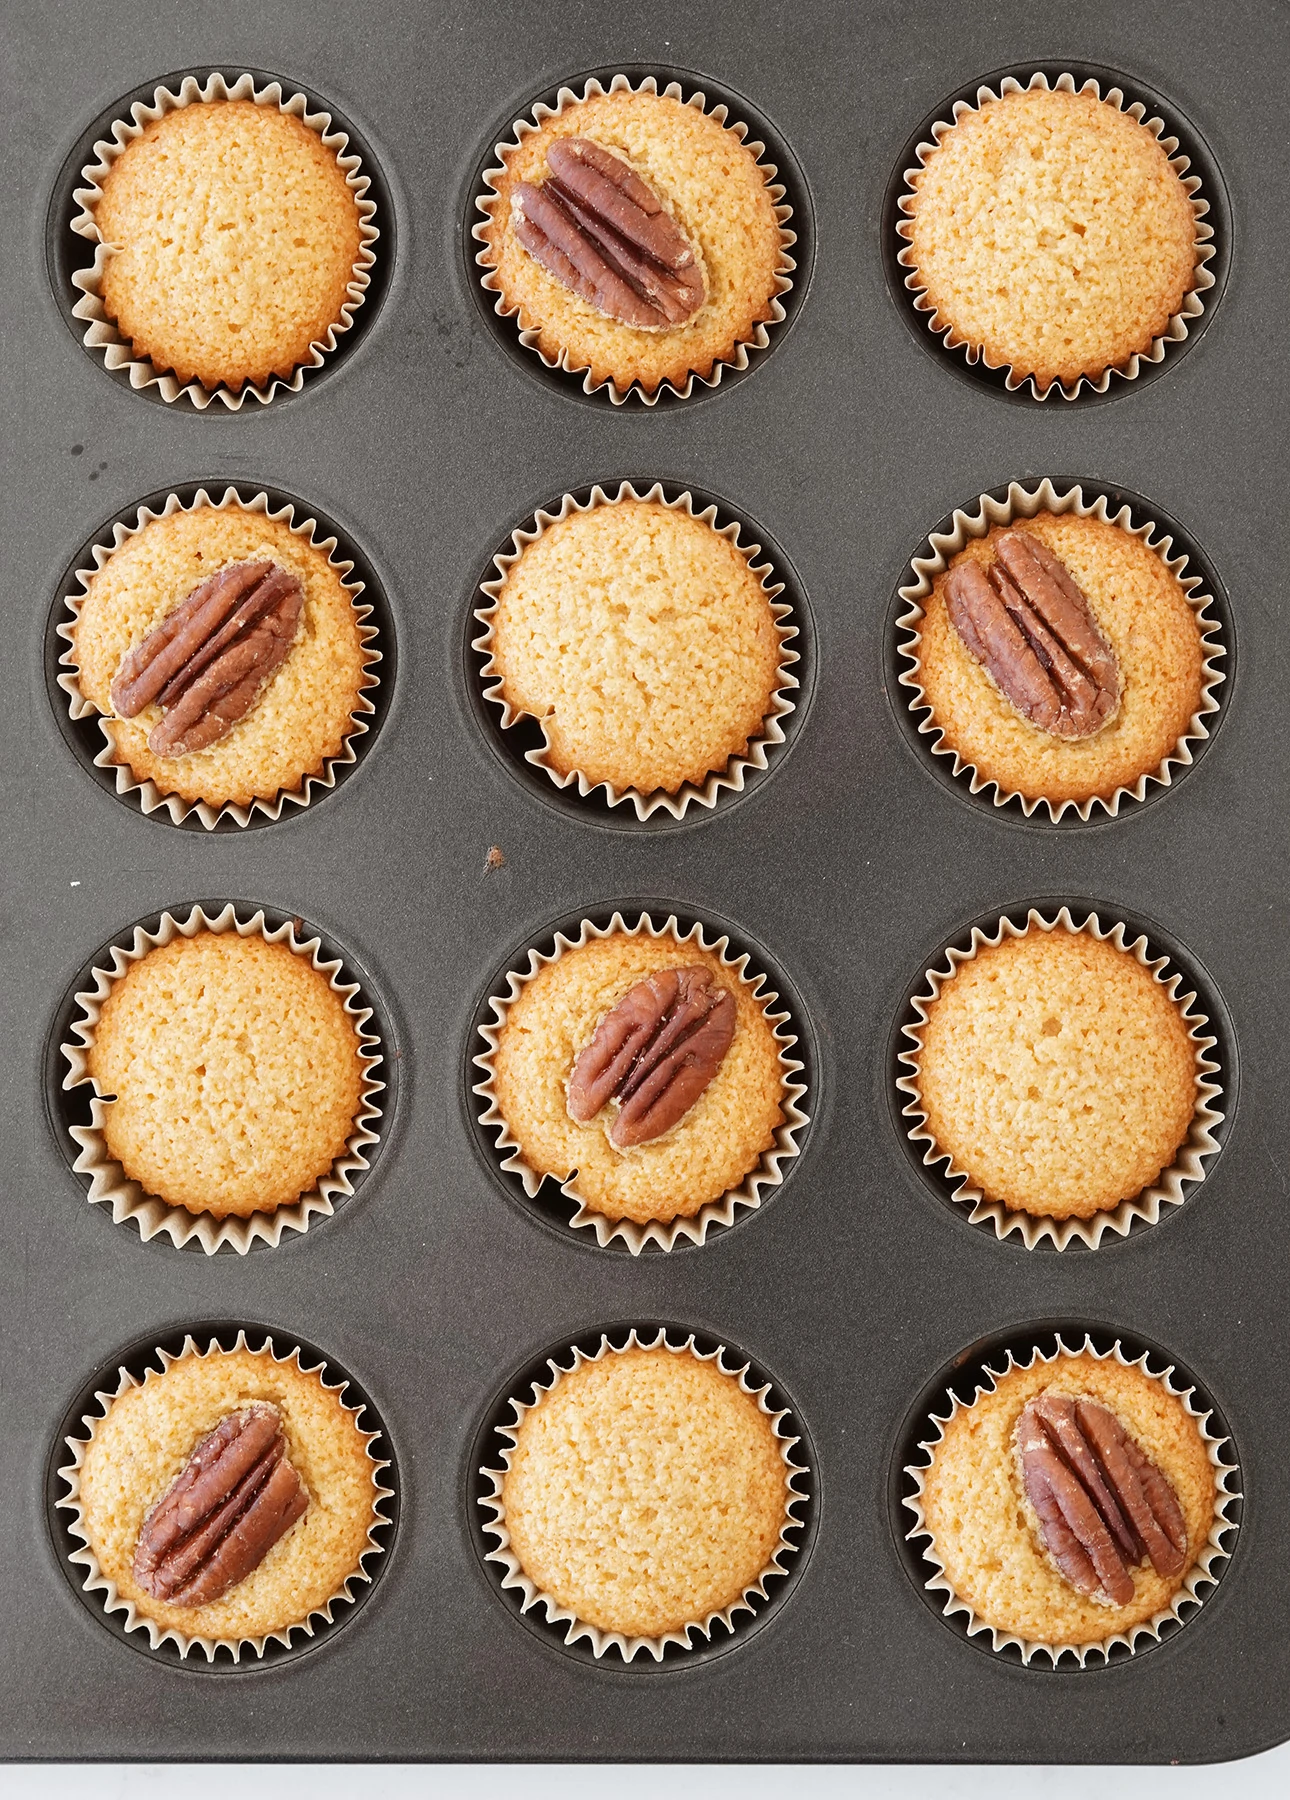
54,486,384,830
477,1327,811,1662
55,1328,395,1664
60,904,386,1254
902,1333,1241,1668
894,71,1216,402
68,71,380,410
471,72,797,407
895,906,1225,1250
894,478,1227,823
472,909,809,1254
473,482,801,822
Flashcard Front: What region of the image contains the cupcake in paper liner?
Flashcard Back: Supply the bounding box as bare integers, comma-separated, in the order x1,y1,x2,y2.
473,910,808,1253
58,486,382,829
896,72,1214,399
61,904,384,1253
473,74,796,404
896,479,1225,822
903,1334,1240,1666
58,1330,394,1662
475,483,799,820
71,72,379,408
897,908,1223,1250
479,1329,810,1660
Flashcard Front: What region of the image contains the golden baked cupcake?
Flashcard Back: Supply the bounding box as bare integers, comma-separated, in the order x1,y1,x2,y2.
477,82,790,398
69,498,373,816
911,1343,1230,1659
65,1337,388,1653
482,495,787,805
911,510,1209,812
902,83,1200,393
89,98,365,393
488,1340,798,1647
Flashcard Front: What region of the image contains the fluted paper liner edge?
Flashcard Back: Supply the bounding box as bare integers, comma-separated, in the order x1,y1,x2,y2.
70,72,379,409
57,1331,394,1663
474,483,800,820
895,479,1226,821
473,911,809,1253
896,907,1224,1250
479,1328,810,1660
56,486,382,829
895,71,1215,400
61,904,385,1253
903,1335,1240,1666
473,73,796,405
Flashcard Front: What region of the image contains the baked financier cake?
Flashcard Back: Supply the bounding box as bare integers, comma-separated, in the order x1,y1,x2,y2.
71,501,370,812
479,86,787,396
916,1347,1220,1652
91,99,363,392
904,86,1199,391
70,1340,384,1648
488,929,787,1227
497,1344,792,1640
913,925,1198,1222
913,511,1207,808
486,497,784,800
86,931,365,1219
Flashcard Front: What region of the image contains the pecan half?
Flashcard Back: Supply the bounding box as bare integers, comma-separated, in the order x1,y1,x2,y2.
1017,1392,1188,1605
567,964,736,1148
110,559,303,757
133,1403,309,1608
944,529,1121,740
512,136,706,330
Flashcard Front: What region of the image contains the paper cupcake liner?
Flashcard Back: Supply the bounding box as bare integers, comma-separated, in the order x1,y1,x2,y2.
61,904,385,1253
896,907,1224,1250
57,1330,395,1663
70,72,380,409
895,72,1215,400
479,1327,810,1661
903,1333,1240,1667
896,479,1226,822
473,911,809,1254
56,486,382,829
473,73,797,405
475,483,800,820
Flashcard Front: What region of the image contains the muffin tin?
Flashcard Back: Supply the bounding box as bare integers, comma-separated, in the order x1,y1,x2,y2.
7,0,1289,1764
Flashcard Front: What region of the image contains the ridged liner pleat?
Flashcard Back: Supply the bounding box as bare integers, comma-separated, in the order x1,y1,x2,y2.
473,911,809,1253
896,907,1224,1250
57,1331,394,1663
61,904,385,1253
473,74,796,405
895,72,1215,400
56,486,382,829
479,1328,810,1660
474,483,799,820
895,479,1225,821
903,1335,1240,1666
70,72,379,409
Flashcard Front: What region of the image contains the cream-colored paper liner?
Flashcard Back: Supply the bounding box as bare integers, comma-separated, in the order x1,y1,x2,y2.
896,908,1224,1250
895,72,1215,400
475,483,800,820
56,486,383,829
61,904,385,1253
70,72,380,409
473,74,796,405
57,1331,394,1663
473,911,809,1253
479,1328,810,1661
896,479,1226,821
903,1334,1240,1667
